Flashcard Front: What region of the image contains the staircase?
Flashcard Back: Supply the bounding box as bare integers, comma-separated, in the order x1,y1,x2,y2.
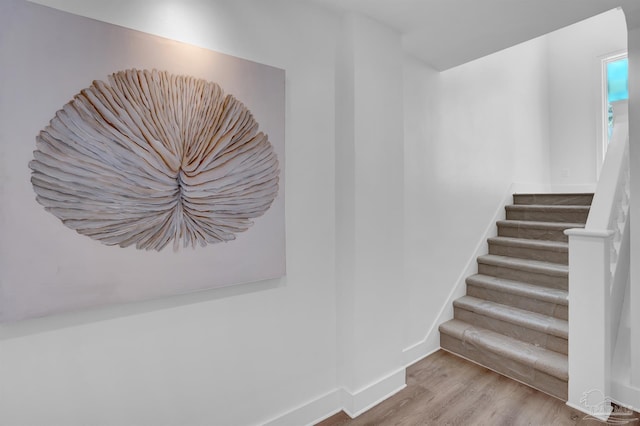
439,193,594,400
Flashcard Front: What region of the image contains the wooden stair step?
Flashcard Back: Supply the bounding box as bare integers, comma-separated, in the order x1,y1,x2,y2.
488,237,567,252
488,236,568,264
505,204,590,223
439,319,568,380
453,295,568,354
453,295,568,339
439,319,568,399
477,254,568,290
497,220,585,242
477,254,567,277
466,274,568,320
466,274,568,306
513,193,594,206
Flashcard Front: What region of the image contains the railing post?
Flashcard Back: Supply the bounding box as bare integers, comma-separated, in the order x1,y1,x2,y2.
565,228,614,419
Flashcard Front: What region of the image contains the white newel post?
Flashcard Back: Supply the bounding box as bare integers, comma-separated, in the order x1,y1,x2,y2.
565,97,630,416
565,229,614,419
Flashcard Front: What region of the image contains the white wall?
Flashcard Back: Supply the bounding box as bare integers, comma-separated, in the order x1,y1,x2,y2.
3,2,632,425
0,1,339,425
402,36,552,354
350,14,404,392
547,9,628,185
335,14,406,415
402,54,440,351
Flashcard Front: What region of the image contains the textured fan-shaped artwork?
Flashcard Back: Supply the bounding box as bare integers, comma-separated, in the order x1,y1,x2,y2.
29,69,280,251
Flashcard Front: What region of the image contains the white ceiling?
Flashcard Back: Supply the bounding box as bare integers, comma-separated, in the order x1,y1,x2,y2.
306,0,636,70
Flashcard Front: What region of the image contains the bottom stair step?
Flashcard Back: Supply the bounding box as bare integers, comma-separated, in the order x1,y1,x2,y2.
439,319,568,400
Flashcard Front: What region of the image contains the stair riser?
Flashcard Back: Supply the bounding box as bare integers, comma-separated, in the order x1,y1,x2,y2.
488,243,567,265
466,284,568,320
454,307,568,355
498,225,569,242
478,264,567,290
440,336,568,400
506,209,589,223
513,194,593,206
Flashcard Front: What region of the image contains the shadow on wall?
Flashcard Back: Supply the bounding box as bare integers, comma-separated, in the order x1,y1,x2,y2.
0,277,284,342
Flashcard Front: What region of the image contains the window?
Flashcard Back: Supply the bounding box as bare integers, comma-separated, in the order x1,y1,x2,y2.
605,55,628,141
597,53,628,177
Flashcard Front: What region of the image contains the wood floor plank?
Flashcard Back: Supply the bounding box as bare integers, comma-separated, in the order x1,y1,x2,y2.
317,350,640,426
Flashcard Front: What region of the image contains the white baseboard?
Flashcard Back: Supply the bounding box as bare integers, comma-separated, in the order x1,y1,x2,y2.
262,367,406,425
612,379,640,412
402,341,440,367
341,367,406,418
262,388,342,426
566,400,615,422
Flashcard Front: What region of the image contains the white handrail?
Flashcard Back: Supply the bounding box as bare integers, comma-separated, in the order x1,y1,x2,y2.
565,100,630,419
587,101,630,232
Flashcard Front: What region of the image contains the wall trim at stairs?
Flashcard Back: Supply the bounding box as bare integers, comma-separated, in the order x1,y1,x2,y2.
262,368,406,425
402,343,440,367
401,184,515,366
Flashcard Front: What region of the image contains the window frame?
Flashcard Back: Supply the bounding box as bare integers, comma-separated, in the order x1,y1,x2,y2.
597,51,627,178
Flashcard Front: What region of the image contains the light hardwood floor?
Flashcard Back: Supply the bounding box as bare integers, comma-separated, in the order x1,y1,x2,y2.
317,350,639,426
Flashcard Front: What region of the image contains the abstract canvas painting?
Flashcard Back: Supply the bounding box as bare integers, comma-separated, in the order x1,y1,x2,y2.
0,0,286,322
30,69,280,251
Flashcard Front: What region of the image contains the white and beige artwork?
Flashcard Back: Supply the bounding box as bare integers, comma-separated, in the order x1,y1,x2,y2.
0,0,285,322
30,69,280,251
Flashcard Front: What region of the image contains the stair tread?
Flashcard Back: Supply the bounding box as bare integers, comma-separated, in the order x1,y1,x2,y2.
488,236,567,252
515,192,594,196
477,254,568,276
497,219,586,230
513,193,594,206
439,318,568,381
467,274,568,305
506,204,590,211
454,295,568,338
